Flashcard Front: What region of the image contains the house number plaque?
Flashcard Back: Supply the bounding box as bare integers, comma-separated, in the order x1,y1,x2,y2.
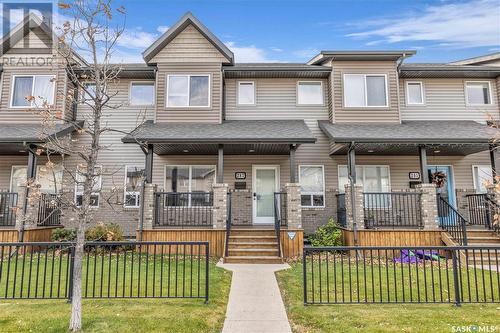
409,172,421,180
235,172,246,180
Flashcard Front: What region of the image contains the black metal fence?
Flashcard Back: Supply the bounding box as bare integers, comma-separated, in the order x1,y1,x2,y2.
437,196,468,245
303,246,500,305
37,193,61,226
274,192,287,227
336,194,346,227
363,192,422,228
0,241,210,302
154,192,213,227
0,192,18,227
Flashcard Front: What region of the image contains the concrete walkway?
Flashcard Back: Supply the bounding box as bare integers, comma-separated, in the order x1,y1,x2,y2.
218,262,292,333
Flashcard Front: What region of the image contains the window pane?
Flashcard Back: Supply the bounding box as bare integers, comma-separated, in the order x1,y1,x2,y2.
189,76,209,106
12,76,33,106
191,166,215,192
167,76,189,106
301,195,312,207
366,76,386,106
125,194,138,207
82,84,96,102
130,83,154,105
10,166,27,193
33,76,55,106
298,82,322,105
37,164,63,194
312,195,324,207
407,82,423,104
165,166,189,192
126,166,144,192
238,82,255,104
474,166,492,193
344,74,365,107
467,83,490,104
300,166,323,193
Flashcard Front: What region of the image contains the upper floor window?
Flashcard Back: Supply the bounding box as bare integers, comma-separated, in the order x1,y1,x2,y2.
237,81,255,105
343,74,388,107
81,83,97,103
406,81,424,105
11,75,55,108
472,165,492,193
124,166,145,208
297,81,323,105
166,75,210,107
466,81,492,105
130,82,155,106
299,165,325,207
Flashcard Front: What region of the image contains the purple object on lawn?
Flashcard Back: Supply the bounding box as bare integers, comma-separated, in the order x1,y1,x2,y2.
393,249,440,263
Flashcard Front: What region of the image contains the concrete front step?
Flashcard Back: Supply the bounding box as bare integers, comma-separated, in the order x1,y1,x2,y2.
228,242,278,249
224,256,283,264
228,248,279,257
229,235,277,243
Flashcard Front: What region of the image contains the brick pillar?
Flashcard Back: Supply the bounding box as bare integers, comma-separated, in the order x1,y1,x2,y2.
416,183,439,230
212,183,228,229
344,183,364,230
141,183,156,230
15,183,40,231
455,188,476,222
285,183,302,229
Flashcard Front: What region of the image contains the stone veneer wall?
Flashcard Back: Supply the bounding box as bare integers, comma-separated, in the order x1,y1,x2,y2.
229,190,252,225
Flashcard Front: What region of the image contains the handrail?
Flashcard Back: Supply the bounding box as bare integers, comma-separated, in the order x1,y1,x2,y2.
274,192,283,257
437,195,468,245
225,192,232,257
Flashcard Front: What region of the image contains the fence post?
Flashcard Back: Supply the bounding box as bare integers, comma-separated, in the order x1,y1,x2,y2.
451,249,461,307
67,245,75,303
205,243,209,304
303,249,307,305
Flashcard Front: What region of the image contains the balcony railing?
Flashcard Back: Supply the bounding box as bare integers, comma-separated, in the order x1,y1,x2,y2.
154,192,213,228
363,192,423,229
0,192,18,227
37,193,62,226
467,193,500,235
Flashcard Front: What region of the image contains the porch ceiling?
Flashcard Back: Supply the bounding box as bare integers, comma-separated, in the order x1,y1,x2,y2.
152,143,293,155
330,142,490,156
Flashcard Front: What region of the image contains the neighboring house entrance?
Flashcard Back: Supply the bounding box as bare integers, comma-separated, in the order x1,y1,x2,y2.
252,165,279,224
427,165,455,205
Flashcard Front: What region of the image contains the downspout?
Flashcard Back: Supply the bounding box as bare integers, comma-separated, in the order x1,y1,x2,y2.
347,142,358,246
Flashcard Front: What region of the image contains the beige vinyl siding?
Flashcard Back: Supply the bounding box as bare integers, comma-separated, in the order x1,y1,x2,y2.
155,63,222,123
400,78,499,121
8,27,52,50
331,60,400,123
331,151,490,190
149,24,229,63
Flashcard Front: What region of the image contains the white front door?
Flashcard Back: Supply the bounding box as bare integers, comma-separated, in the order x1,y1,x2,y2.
252,166,279,224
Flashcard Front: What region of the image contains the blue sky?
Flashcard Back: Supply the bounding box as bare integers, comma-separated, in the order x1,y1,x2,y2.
7,0,500,63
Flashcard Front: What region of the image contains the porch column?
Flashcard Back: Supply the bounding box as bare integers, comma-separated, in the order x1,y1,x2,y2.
289,144,297,183
145,144,153,184
419,146,430,184
416,183,439,230
217,144,224,183
489,144,499,184
212,183,228,229
139,144,154,236
18,145,38,241
347,143,356,184
344,183,364,230
284,183,302,229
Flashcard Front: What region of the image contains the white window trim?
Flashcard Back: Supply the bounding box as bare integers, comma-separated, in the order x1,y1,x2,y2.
343,73,389,108
129,81,155,106
123,166,144,208
237,81,256,105
296,80,324,106
166,74,211,108
298,164,325,208
405,81,425,105
465,81,493,106
10,74,56,109
472,164,492,193
74,166,102,208
338,165,392,193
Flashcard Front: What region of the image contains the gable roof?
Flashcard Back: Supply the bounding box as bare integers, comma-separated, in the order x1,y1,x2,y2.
142,12,233,64
450,52,500,66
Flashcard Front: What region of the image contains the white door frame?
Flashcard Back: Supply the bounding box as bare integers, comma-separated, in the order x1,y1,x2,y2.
252,165,280,224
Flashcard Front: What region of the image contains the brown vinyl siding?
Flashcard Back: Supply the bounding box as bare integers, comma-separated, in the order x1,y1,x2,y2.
331,60,400,123
155,63,222,123
400,78,499,121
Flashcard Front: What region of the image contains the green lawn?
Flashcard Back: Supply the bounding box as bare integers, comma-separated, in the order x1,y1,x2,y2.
277,263,500,333
0,253,231,333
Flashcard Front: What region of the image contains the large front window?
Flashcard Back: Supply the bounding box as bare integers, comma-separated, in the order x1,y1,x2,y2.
338,165,390,193
473,165,492,193
165,165,215,206
343,74,387,107
166,75,210,107
11,75,55,107
124,166,145,207
10,164,63,194
299,165,325,207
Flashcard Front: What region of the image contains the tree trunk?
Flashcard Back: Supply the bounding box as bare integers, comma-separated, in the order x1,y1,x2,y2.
69,223,85,331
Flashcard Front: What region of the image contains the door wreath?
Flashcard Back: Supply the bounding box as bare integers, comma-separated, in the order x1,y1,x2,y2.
431,171,447,188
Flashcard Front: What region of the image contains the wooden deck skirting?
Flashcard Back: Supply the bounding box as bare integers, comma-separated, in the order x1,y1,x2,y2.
341,229,444,247
280,229,304,259
0,227,60,243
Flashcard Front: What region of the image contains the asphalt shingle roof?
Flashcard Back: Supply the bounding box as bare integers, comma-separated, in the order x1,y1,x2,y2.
0,122,82,143
123,120,316,144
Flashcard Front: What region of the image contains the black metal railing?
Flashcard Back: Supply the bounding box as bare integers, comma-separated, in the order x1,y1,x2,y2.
303,246,500,305
437,196,468,245
0,192,18,227
363,192,423,229
336,193,346,227
37,193,62,226
154,192,213,228
225,192,232,257
467,194,500,232
274,192,287,227
0,241,209,302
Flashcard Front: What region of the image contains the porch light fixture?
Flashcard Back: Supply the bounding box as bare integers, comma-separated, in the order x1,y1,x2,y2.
182,149,189,153
248,149,255,153
434,150,441,154
367,150,374,153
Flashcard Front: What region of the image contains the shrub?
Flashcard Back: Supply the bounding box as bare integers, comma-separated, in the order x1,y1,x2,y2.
309,218,342,247
85,222,124,242
52,228,77,242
